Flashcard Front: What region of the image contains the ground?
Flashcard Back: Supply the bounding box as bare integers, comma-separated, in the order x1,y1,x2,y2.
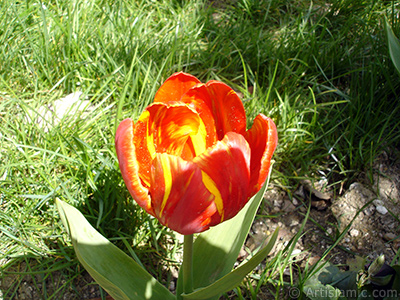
242,149,400,298
2,150,399,299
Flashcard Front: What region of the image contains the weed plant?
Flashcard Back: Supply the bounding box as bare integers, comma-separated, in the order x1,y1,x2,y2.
1,0,399,298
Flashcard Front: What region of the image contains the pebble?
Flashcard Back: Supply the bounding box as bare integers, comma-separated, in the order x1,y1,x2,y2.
273,206,280,212
308,256,320,266
311,200,328,210
273,199,283,208
363,205,375,216
383,232,397,241
350,229,359,237
282,200,296,212
357,241,364,250
349,182,362,190
376,205,388,215
291,249,302,256
294,186,305,199
283,268,292,276
372,199,388,214
239,247,247,258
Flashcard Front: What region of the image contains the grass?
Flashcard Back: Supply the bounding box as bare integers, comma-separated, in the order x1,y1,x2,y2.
1,0,400,298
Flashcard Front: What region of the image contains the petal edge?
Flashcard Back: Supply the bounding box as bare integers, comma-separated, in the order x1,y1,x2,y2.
205,81,247,140
115,118,153,215
153,72,201,104
245,115,278,197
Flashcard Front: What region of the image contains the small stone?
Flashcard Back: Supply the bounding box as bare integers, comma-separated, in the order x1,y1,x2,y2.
311,200,328,210
294,186,306,199
394,241,400,250
273,199,283,208
383,233,397,241
363,205,375,216
357,241,364,250
282,200,296,212
283,268,291,276
291,249,302,256
376,205,388,215
290,219,299,227
238,247,247,258
301,179,330,199
349,182,362,190
350,229,359,237
309,256,320,266
373,199,384,206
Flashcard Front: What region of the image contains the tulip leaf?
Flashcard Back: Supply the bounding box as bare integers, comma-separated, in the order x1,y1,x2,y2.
182,227,279,299
385,19,400,74
176,177,271,299
56,199,175,300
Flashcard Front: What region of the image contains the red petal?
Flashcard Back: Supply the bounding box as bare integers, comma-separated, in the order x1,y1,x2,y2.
149,102,209,159
153,72,201,104
133,102,207,167
115,119,153,215
150,153,219,235
180,84,217,148
204,81,247,140
245,114,278,197
147,103,201,155
193,132,251,222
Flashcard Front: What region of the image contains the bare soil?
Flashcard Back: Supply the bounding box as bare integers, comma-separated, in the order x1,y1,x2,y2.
243,150,400,299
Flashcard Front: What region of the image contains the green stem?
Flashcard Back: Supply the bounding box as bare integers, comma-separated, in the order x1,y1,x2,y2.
183,234,194,294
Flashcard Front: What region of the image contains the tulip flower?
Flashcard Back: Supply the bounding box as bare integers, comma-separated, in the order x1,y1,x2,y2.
115,72,277,235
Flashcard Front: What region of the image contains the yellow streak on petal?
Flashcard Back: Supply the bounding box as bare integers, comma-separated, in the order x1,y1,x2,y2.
189,117,207,157
201,171,224,221
159,154,173,216
139,110,156,159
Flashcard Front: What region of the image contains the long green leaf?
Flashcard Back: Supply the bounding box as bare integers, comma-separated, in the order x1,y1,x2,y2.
182,227,279,299
176,174,271,299
385,19,400,74
56,199,175,300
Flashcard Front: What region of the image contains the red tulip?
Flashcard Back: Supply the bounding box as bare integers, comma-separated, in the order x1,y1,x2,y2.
115,72,277,235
